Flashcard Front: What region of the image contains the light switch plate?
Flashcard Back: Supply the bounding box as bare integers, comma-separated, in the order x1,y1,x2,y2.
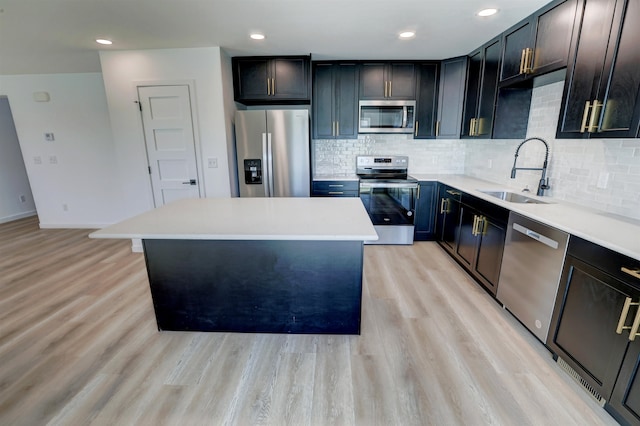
208,157,218,168
44,132,55,141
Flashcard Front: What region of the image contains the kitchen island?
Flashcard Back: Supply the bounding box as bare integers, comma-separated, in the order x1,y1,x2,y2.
90,197,378,334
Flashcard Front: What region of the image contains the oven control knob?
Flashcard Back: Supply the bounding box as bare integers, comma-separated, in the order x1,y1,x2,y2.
407,211,413,216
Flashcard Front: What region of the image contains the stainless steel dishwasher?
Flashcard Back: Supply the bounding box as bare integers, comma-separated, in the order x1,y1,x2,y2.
497,212,569,342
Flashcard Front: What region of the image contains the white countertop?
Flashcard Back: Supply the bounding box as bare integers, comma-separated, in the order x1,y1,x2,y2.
411,174,640,261
89,197,378,242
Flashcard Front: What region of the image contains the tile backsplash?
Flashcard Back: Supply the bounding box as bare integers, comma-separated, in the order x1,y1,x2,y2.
312,79,640,221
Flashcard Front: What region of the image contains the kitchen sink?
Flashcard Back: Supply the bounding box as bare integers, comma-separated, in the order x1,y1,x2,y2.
478,190,553,204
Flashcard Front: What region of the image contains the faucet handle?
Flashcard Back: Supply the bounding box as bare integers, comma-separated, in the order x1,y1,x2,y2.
540,178,550,190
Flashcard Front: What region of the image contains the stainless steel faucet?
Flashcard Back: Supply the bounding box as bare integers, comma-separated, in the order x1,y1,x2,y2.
510,137,551,196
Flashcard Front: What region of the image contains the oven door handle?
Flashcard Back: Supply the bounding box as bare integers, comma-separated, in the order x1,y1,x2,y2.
360,182,418,189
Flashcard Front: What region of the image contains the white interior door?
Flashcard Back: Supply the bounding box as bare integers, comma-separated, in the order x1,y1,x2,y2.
138,85,200,207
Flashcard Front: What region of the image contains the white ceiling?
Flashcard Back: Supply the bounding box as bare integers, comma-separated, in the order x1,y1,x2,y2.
0,0,552,75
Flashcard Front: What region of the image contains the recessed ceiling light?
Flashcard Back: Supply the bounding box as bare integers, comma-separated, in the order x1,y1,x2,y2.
477,8,498,17
399,31,416,39
96,39,113,45
250,33,265,40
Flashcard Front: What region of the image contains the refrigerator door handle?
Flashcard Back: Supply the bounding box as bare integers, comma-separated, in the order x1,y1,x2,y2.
262,133,270,197
267,133,275,197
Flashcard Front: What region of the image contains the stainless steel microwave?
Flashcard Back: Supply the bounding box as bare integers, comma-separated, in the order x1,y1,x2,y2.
358,100,416,134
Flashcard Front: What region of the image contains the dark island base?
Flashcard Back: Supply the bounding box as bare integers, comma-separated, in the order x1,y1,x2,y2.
142,239,364,334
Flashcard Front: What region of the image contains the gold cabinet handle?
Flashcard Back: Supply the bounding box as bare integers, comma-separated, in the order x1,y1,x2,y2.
445,189,461,196
622,267,640,280
384,81,389,98
267,78,271,96
469,118,475,136
472,215,480,236
520,49,527,74
616,297,640,341
415,121,419,137
388,80,392,97
328,191,344,195
328,184,344,188
525,48,534,74
479,216,487,236
333,121,337,137
580,101,591,133
587,100,603,133
440,198,447,214
271,78,276,95
336,121,339,136
435,120,440,137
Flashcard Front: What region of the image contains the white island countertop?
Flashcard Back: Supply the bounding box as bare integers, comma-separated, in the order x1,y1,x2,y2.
89,197,378,242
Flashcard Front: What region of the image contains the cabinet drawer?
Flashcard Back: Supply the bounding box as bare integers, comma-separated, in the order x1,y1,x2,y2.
312,180,359,197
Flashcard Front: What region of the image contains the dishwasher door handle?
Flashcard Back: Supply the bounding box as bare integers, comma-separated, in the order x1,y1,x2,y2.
512,223,559,249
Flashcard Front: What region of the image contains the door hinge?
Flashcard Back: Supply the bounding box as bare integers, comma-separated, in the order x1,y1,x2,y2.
135,100,142,111
148,166,151,174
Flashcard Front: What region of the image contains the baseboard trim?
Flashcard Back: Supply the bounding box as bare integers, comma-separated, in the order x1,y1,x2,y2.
39,222,111,230
0,210,37,224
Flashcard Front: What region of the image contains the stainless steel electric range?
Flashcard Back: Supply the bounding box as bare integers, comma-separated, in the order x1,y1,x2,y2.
356,155,418,245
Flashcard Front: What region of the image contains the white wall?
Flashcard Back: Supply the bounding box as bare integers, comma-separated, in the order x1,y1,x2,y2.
99,47,235,218
0,73,123,228
0,96,36,223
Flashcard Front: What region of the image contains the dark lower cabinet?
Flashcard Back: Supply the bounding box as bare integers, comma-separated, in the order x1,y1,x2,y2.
548,236,640,425
312,180,359,197
435,184,462,254
557,0,640,139
455,201,507,295
435,185,507,296
414,181,437,241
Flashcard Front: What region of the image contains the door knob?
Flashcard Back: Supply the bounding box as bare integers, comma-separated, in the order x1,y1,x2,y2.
182,179,197,185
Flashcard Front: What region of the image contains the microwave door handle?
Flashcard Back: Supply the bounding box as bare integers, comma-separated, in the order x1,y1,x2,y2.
402,107,408,128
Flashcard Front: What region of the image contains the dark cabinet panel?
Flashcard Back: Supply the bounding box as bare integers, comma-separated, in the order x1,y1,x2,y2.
492,87,533,139
359,62,416,100
462,36,502,138
414,181,437,241
474,219,506,294
609,339,640,425
233,56,310,105
436,57,467,139
435,184,462,254
557,0,640,139
312,180,359,197
312,62,358,139
499,0,577,86
414,62,440,139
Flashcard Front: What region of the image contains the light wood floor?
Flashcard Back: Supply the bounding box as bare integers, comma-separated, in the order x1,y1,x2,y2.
0,216,618,425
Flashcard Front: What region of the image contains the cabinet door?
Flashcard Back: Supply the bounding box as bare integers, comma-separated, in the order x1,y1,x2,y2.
456,205,478,268
437,57,467,139
462,50,483,138
414,63,439,139
234,58,271,100
608,339,640,425
312,64,336,139
476,38,502,138
474,217,506,294
388,63,416,99
335,64,359,139
556,0,619,138
359,63,387,99
532,0,578,75
548,256,633,399
596,0,640,138
272,58,309,100
414,182,436,241
435,185,461,253
500,19,534,84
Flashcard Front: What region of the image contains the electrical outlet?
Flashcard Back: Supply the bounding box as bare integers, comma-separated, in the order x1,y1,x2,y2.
19,195,26,203
49,155,58,164
44,132,55,141
34,156,42,165
208,157,218,168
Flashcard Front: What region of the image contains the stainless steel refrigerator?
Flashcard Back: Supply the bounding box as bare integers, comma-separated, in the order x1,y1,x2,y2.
234,110,310,197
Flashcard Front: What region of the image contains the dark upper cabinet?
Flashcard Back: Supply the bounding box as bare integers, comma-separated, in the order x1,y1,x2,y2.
359,62,416,100
557,0,640,139
233,56,310,105
462,36,502,138
436,57,467,139
414,62,440,139
414,181,437,241
499,0,578,86
312,62,358,139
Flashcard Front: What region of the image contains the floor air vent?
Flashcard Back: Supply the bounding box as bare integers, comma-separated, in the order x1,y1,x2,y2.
556,356,606,407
